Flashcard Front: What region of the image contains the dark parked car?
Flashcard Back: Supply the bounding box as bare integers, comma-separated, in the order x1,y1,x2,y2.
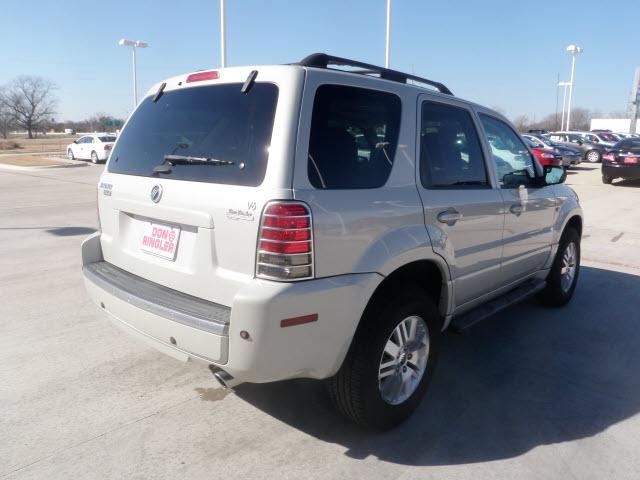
523,134,582,167
548,132,607,163
602,138,640,184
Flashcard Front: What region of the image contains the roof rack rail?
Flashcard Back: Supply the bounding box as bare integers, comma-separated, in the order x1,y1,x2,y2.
297,53,453,96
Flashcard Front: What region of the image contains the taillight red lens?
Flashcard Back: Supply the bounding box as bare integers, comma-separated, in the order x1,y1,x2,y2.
261,228,310,241
603,153,616,163
263,216,310,229
104,144,112,151
186,71,220,83
260,240,311,254
256,201,313,280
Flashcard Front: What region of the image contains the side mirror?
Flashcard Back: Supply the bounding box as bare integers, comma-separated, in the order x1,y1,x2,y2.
544,165,566,185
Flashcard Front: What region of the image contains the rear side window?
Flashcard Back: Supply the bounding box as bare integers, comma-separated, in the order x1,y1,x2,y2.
108,83,278,186
99,136,116,142
307,85,401,189
420,101,489,189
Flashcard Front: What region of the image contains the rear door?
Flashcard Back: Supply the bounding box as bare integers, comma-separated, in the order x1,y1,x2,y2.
97,67,304,307
477,113,556,284
416,96,505,306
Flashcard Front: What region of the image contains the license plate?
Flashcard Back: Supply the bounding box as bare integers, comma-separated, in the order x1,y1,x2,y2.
140,222,181,260
624,156,638,164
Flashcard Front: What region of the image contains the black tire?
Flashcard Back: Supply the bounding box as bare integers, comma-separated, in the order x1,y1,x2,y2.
327,286,441,429
586,150,601,163
602,173,613,184
67,149,74,160
90,151,99,164
537,227,580,307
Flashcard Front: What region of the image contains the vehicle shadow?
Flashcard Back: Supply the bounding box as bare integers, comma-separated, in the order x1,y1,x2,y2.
568,165,599,171
234,265,640,465
46,226,96,236
613,179,640,188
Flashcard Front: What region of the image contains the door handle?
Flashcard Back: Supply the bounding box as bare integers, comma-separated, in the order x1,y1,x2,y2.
510,204,524,215
437,209,462,226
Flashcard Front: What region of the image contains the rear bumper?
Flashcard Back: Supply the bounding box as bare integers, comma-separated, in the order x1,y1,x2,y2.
81,233,382,383
602,162,640,180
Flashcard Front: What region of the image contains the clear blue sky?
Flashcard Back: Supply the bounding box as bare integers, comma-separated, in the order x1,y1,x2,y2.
1,0,638,121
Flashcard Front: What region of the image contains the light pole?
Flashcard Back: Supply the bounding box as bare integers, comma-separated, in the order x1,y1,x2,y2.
558,81,571,130
385,0,391,68
118,38,149,108
220,0,227,67
565,44,582,131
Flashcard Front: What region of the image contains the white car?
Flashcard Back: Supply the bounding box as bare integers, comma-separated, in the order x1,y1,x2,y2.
67,134,116,163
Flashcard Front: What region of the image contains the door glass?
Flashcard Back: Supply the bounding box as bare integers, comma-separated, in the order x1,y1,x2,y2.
479,114,538,188
307,85,401,189
420,102,489,189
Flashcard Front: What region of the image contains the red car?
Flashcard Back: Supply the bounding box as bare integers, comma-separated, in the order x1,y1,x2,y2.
525,139,563,167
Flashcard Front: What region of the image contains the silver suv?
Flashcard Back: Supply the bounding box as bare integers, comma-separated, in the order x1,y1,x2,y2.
82,54,583,429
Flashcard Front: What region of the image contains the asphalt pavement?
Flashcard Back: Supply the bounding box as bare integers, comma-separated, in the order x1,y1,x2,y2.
2,163,639,479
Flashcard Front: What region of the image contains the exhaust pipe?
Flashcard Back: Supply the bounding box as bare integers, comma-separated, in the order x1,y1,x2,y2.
209,365,242,389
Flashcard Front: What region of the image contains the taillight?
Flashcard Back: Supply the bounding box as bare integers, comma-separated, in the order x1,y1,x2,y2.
186,71,219,83
104,144,112,151
256,201,313,281
602,153,616,163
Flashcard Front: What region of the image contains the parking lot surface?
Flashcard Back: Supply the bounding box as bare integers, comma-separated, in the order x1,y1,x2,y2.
2,163,640,479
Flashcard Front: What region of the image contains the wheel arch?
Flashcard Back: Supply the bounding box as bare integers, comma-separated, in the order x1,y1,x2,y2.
358,259,451,335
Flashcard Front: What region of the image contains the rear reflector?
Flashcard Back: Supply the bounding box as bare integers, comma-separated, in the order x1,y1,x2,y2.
256,201,313,281
280,314,318,328
186,71,220,83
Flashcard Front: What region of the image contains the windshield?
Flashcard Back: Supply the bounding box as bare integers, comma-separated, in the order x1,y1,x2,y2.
108,83,279,186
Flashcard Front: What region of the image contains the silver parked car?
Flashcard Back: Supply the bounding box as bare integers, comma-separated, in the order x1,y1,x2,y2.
82,54,583,429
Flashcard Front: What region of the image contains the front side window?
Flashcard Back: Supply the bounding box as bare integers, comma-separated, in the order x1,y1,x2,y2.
420,101,489,189
307,85,401,189
479,114,538,188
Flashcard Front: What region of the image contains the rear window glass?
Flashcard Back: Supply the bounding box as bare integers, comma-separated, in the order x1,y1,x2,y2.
108,83,278,186
99,136,116,142
307,85,401,189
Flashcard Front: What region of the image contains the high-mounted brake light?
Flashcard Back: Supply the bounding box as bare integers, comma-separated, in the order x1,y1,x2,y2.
256,202,314,281
186,71,220,83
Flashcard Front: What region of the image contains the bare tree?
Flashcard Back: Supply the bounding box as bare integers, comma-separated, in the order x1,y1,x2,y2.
512,114,530,132
1,76,57,138
568,108,593,131
0,88,14,139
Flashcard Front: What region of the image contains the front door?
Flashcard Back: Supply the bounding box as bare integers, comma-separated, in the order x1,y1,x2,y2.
478,113,556,284
416,97,505,307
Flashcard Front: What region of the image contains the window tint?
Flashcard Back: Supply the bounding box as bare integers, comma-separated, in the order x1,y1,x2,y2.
479,114,538,188
108,83,278,186
420,102,489,189
307,85,401,189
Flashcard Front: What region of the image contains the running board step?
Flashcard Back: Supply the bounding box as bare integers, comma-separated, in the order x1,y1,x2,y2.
451,280,546,333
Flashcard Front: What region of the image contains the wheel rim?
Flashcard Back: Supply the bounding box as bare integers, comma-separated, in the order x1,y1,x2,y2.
91,153,97,163
560,242,577,292
68,150,73,159
587,151,599,162
378,315,429,405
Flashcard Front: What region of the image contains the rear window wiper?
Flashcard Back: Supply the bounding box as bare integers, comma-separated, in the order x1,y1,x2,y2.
153,154,234,174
